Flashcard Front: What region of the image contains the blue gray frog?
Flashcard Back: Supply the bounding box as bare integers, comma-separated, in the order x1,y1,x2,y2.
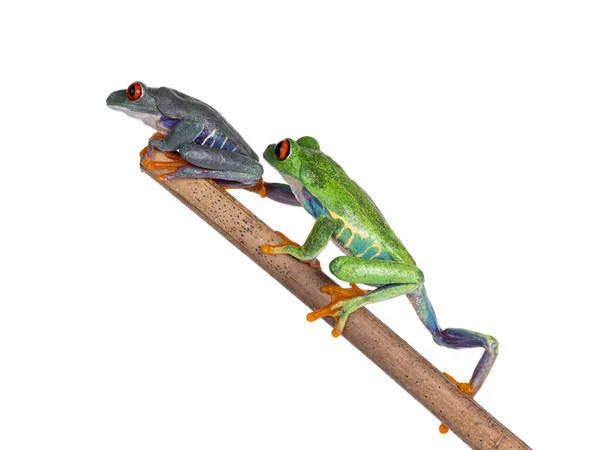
106,81,298,205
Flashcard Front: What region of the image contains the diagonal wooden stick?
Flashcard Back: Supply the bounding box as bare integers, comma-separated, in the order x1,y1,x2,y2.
142,163,531,450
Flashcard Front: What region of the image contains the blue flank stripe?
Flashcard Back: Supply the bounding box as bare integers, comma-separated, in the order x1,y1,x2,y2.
195,126,239,153
337,228,394,261
157,118,241,153
296,187,395,261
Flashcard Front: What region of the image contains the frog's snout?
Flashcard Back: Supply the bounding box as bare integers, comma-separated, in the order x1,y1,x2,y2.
106,90,127,108
106,91,117,105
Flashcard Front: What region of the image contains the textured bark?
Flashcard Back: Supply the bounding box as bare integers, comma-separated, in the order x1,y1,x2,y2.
142,163,530,450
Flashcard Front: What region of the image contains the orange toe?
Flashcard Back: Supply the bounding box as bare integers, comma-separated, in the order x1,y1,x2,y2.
262,231,321,269
439,373,474,434
162,151,185,161
145,159,191,170
148,132,165,144
244,177,268,198
262,231,299,254
443,372,474,396
306,301,343,337
321,283,369,303
306,283,368,337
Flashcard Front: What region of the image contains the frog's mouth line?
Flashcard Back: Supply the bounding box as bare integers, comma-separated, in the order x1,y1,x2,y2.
108,105,171,134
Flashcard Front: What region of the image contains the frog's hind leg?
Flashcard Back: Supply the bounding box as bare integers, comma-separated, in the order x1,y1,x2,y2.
312,256,425,336
214,179,257,189
406,285,498,396
405,285,498,434
155,165,262,184
150,143,298,205
175,143,263,183
151,142,261,183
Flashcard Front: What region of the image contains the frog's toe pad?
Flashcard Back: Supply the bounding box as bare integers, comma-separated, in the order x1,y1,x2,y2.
308,284,370,337
442,372,474,396
306,304,344,337
307,286,357,337
306,301,343,323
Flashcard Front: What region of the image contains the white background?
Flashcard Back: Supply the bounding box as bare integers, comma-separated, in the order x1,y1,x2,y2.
1,1,598,449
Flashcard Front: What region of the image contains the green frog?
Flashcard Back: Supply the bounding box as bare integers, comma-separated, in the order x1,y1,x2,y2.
262,137,498,432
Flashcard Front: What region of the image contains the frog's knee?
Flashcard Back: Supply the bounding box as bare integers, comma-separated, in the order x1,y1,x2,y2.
487,336,499,356
413,267,425,284
250,161,264,178
329,256,353,280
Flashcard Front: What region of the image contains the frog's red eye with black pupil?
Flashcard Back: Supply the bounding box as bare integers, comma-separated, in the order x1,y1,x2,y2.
126,82,143,101
275,139,290,160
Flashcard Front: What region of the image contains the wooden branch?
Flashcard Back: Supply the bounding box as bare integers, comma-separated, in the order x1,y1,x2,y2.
142,163,530,450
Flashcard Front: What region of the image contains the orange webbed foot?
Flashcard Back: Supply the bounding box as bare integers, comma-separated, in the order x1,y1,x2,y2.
307,283,370,337
148,132,166,143
261,231,321,269
320,283,370,303
144,157,191,171
243,177,268,198
262,231,300,254
439,372,474,434
140,138,192,177
162,150,186,161
155,168,181,182
141,133,168,167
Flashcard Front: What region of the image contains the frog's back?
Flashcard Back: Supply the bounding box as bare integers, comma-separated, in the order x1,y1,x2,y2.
153,87,258,160
302,153,416,265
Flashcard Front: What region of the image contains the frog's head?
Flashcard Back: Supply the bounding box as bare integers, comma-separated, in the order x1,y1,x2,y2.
106,81,162,128
263,136,320,180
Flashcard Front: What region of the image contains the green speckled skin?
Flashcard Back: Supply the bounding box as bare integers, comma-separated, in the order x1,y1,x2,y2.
263,137,498,398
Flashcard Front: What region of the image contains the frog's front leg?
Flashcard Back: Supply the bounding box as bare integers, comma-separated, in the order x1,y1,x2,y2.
262,216,343,269
264,216,341,257
148,120,203,154
243,181,300,206
141,120,203,170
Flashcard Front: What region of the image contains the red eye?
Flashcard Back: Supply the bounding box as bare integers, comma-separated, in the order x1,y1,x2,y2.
126,82,143,101
274,139,290,160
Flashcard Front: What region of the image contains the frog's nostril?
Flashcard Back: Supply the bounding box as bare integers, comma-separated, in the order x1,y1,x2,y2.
106,92,116,105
